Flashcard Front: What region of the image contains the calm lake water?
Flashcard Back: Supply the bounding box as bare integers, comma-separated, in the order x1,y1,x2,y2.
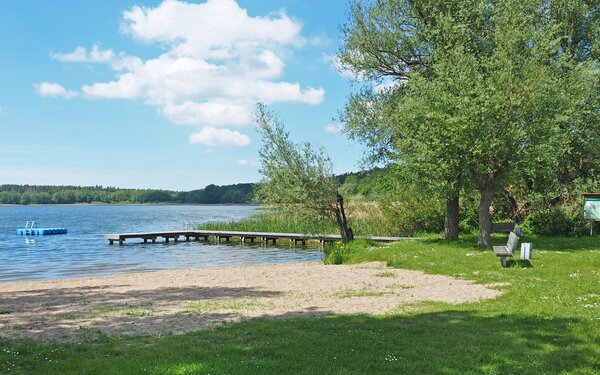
0,205,323,282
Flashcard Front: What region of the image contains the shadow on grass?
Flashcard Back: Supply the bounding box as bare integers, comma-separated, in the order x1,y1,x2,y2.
505,259,534,268
2,310,597,374
0,284,284,340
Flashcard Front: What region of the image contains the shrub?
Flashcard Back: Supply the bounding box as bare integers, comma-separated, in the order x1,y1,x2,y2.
323,239,378,264
324,241,352,264
523,207,587,236
377,189,444,236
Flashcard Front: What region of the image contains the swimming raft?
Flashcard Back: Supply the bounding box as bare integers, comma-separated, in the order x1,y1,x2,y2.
16,221,67,235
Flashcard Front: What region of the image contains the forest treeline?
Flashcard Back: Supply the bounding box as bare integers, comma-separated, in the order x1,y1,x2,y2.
0,183,254,205
0,171,374,206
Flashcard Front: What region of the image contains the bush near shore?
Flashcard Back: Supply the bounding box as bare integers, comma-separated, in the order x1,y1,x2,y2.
198,202,443,238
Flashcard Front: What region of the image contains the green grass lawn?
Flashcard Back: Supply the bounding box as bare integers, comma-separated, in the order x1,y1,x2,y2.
1,235,599,374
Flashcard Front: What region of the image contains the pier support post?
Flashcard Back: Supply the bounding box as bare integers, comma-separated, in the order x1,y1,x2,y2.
152,238,156,244
119,239,124,245
109,240,114,245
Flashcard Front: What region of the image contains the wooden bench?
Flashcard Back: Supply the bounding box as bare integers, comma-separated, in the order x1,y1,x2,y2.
493,231,520,268
491,222,516,233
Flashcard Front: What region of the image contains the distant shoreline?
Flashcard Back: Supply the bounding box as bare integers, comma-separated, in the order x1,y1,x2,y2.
0,203,258,207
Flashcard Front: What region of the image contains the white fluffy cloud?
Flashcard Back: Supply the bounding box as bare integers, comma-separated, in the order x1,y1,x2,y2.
323,53,360,80
35,82,78,99
237,159,249,165
122,0,305,55
162,100,252,126
189,127,251,147
324,123,344,134
50,45,114,63
40,0,325,146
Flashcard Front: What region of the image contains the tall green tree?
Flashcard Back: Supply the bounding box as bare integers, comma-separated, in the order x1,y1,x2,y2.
254,104,354,241
339,0,494,240
340,0,599,246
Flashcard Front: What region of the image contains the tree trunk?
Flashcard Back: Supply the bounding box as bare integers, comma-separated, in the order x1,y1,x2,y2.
477,181,494,247
503,188,519,222
444,194,459,241
335,193,354,242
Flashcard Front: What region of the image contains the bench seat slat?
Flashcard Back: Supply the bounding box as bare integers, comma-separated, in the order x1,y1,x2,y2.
493,246,513,256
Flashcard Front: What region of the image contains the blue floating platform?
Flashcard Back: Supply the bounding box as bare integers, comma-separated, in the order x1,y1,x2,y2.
17,228,68,236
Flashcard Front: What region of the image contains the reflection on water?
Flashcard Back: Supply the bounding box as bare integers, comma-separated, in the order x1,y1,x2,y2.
0,205,323,282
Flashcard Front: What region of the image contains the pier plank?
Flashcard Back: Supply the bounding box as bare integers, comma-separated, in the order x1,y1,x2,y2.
105,230,412,245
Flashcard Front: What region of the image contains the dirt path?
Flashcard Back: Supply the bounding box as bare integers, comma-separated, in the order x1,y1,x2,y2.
0,262,501,341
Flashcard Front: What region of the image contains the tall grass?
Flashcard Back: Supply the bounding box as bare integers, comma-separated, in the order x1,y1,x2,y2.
198,212,338,234
198,206,411,237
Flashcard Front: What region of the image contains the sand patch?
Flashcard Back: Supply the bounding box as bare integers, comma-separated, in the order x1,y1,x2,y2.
0,262,500,341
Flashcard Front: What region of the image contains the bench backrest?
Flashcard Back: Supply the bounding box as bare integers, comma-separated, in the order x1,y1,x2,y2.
507,231,519,252
491,222,516,233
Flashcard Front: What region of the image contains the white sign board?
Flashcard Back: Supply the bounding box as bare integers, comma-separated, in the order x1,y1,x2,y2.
584,196,600,221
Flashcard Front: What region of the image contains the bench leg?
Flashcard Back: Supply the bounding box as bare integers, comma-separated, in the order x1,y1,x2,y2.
500,256,507,268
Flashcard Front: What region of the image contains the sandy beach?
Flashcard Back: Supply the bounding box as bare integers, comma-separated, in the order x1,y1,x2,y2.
0,262,501,341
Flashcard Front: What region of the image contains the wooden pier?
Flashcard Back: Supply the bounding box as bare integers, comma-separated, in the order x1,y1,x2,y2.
105,230,408,246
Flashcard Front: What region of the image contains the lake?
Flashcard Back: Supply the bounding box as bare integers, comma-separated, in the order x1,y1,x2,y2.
0,205,323,282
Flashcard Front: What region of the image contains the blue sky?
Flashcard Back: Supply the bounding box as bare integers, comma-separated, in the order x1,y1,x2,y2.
0,0,364,190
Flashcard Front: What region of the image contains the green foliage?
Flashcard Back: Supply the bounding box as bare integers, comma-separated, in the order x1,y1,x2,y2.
458,192,481,233
524,207,588,236
381,190,445,236
374,172,445,236
518,177,600,236
199,212,338,234
340,0,599,245
323,242,351,264
324,239,380,264
0,183,254,205
254,104,337,215
254,104,353,240
339,0,432,81
339,168,449,236
337,168,387,198
200,202,426,238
